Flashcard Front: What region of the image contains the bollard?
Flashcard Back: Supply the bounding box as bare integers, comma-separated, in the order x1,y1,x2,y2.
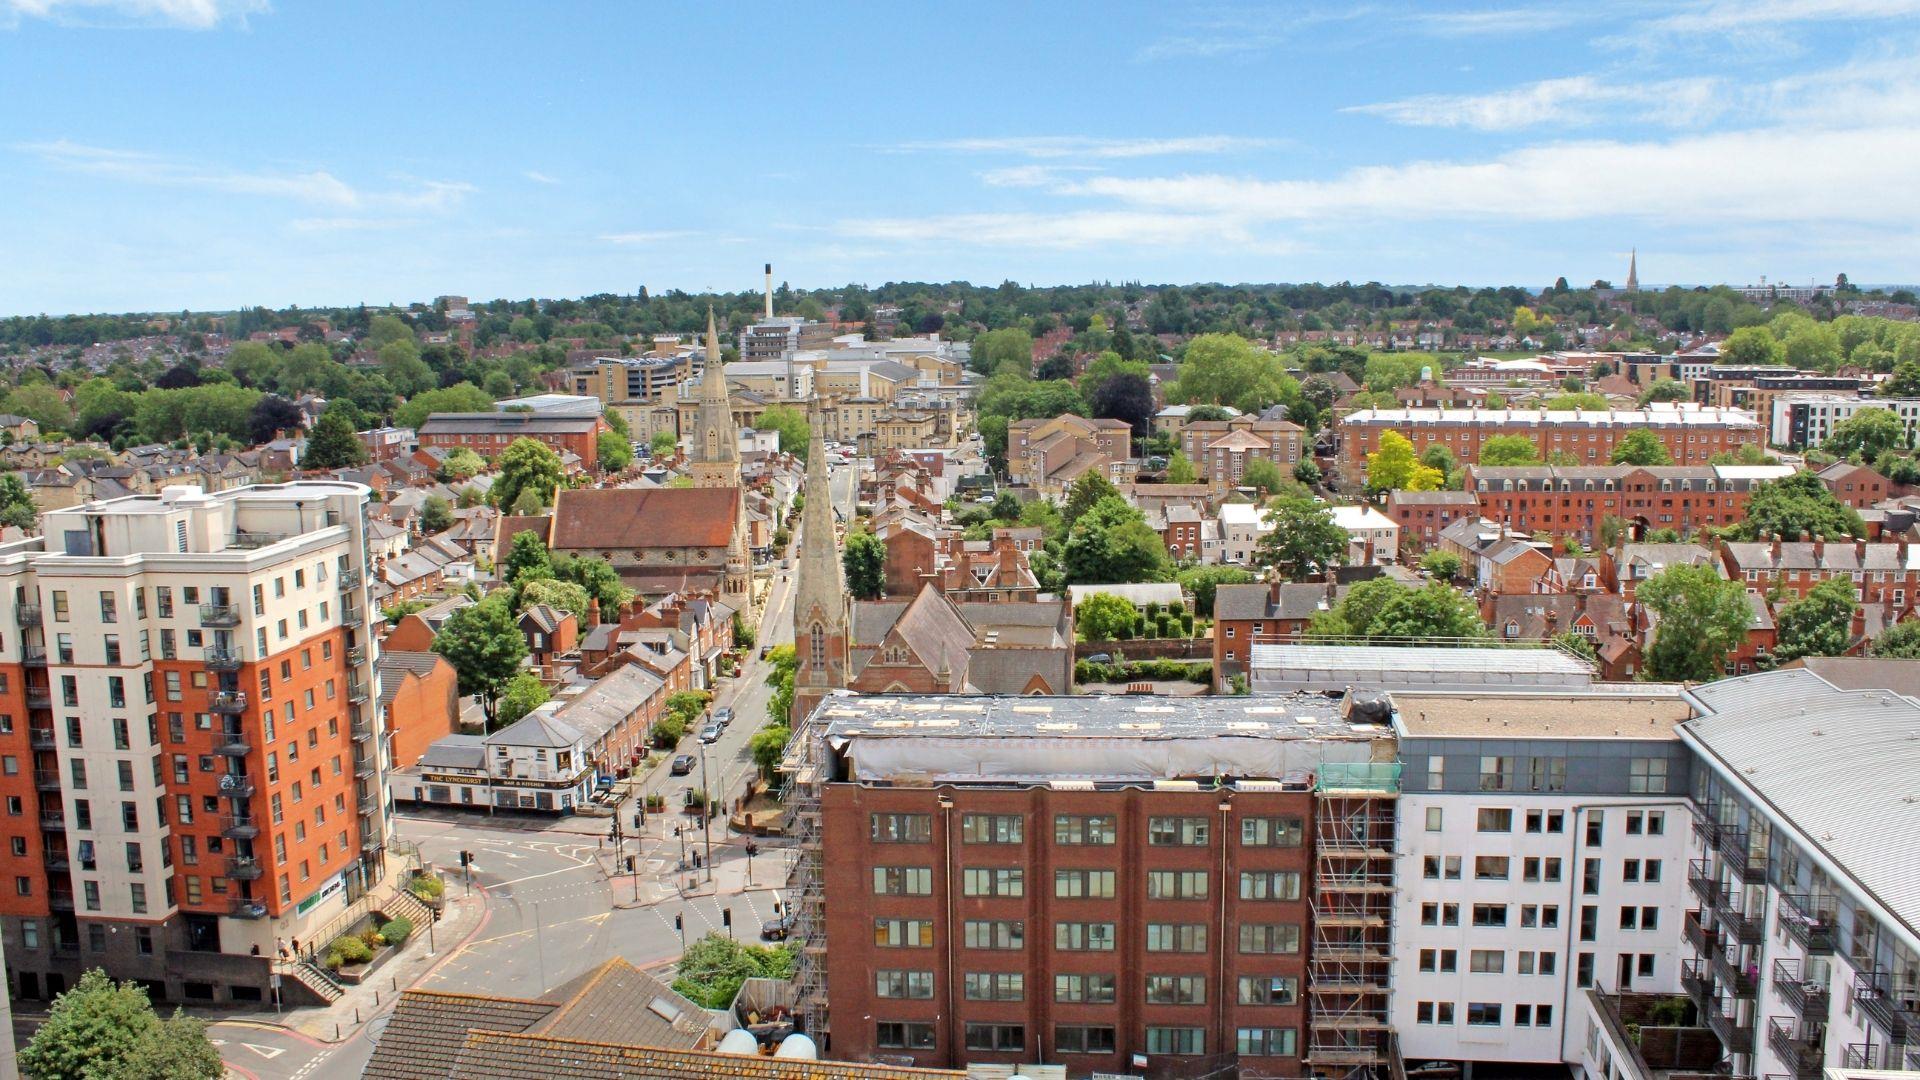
356,1007,362,1024
335,1023,341,1040
375,989,381,1006
391,976,397,992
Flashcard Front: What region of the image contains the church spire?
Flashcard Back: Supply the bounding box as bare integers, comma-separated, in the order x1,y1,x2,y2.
790,398,847,723
1626,249,1639,292
689,305,740,481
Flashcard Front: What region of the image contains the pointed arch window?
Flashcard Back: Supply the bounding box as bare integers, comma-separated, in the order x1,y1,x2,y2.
810,622,827,668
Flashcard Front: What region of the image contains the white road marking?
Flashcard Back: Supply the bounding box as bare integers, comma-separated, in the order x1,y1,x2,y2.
240,1043,285,1059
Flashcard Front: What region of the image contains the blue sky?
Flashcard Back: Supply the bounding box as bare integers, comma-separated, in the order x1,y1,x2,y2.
2,0,1917,315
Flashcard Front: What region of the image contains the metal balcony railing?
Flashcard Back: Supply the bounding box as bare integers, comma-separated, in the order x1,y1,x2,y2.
220,815,260,839
21,645,45,666
25,690,51,710
38,811,65,831
1685,909,1713,955
1777,893,1837,954
1708,943,1758,998
1703,1001,1754,1054
223,856,264,881
48,891,74,911
15,603,40,625
338,568,360,590
43,850,68,872
228,531,291,550
1767,1017,1824,1080
1715,825,1768,881
216,774,256,798
346,680,369,704
214,731,251,756
1853,970,1915,1042
32,770,60,792
27,727,54,749
350,715,375,742
1772,959,1829,1017
345,645,365,666
209,690,248,714
204,648,242,672
229,897,268,919
200,603,241,627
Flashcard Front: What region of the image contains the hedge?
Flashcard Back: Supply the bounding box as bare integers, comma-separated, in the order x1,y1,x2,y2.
380,916,414,947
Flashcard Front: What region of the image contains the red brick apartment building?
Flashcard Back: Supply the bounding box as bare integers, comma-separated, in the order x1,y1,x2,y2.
1383,490,1479,551
1460,464,1794,546
1720,536,1920,603
1178,416,1305,496
415,411,606,469
783,694,1397,1078
1334,406,1763,484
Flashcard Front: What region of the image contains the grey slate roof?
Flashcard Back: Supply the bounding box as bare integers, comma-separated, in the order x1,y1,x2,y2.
376,651,445,709
362,990,555,1079
488,711,584,750
416,735,486,770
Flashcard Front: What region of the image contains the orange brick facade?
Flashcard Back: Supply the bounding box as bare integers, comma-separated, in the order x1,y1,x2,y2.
1336,409,1763,484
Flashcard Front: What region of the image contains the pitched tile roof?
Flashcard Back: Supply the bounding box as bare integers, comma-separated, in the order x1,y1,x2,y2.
549,487,739,550
376,651,449,709
362,989,555,1079
527,958,709,1047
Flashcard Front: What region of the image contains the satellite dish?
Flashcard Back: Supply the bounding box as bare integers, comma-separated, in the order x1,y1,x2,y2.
774,1034,818,1059
716,1029,760,1056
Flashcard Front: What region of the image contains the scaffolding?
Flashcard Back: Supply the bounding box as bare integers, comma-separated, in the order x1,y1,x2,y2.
1309,761,1402,1080
778,711,830,1039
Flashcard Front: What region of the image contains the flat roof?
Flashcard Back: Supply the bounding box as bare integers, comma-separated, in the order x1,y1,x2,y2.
1393,693,1691,739
818,692,1377,741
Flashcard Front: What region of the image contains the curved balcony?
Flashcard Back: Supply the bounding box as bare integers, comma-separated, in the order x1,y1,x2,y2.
200,603,241,627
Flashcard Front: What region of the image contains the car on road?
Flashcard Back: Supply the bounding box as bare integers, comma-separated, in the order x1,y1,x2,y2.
712,707,735,728
762,913,794,941
759,644,772,659
699,722,723,744
669,754,695,776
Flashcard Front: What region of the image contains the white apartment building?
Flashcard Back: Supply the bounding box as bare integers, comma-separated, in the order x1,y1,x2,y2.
1769,394,1920,450
1330,505,1401,566
1392,693,1696,1068
1220,501,1275,565
0,482,389,1006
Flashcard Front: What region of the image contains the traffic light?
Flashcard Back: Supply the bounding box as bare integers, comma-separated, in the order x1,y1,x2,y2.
745,841,758,857
624,855,635,872
721,908,732,928
674,913,683,931
458,850,471,867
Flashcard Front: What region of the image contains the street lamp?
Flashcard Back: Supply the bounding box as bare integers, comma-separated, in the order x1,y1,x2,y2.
697,742,714,883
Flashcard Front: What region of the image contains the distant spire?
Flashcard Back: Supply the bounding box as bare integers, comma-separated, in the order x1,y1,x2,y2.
690,304,739,471
1626,249,1639,292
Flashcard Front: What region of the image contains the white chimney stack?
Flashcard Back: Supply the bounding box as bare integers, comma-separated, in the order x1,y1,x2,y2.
764,262,774,320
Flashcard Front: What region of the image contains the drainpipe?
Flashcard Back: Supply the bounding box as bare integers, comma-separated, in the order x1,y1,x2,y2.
938,793,956,1069
1217,789,1233,1045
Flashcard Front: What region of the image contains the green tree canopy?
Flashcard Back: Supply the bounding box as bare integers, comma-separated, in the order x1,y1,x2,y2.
394,382,494,430
1823,407,1909,461
1610,429,1675,466
755,404,812,462
1062,496,1169,584
0,473,39,530
1365,581,1487,641
302,410,368,470
1719,325,1785,366
1638,378,1692,405
19,968,222,1080
1164,450,1198,485
1241,458,1285,497
972,328,1035,376
1773,576,1857,663
519,578,592,624
597,430,634,473
1366,430,1444,494
750,724,791,780
1478,434,1542,467
1255,495,1348,580
432,593,528,726
1419,549,1463,581
1638,564,1753,682
419,495,454,534
1075,592,1140,640
551,554,632,620
672,934,798,1010
1176,564,1256,617
496,673,551,727
1062,471,1120,528
842,527,885,600
494,437,565,512
1870,619,1920,658
1166,334,1300,414
438,446,485,482
504,530,552,584
650,429,680,457
1736,472,1865,541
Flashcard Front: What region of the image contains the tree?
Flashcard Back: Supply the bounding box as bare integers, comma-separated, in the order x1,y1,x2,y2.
496,673,551,726
972,328,1035,376
1543,392,1608,411
394,382,494,430
1062,496,1169,584
301,410,367,470
0,473,38,530
1255,496,1348,580
19,968,222,1080
438,447,485,482
596,430,634,473
503,530,552,584
1638,564,1753,682
1075,592,1140,640
1824,407,1908,461
1719,325,1784,366
1294,458,1323,486
432,594,528,726
1367,581,1487,641
1087,370,1155,438
1882,360,1920,398
1305,578,1412,641
1177,564,1255,617
755,404,812,462
1774,576,1857,662
750,725,790,780
419,495,454,534
247,394,305,444
1610,429,1675,466
1638,378,1692,405
1161,451,1198,485
672,934,798,1010
2,382,75,433
1062,471,1120,528
1737,472,1865,541
1479,434,1542,467
1241,458,1286,497
1553,631,1598,661
1420,445,1461,487
650,430,679,457
519,578,592,624
842,528,885,600
1366,430,1443,494
1870,619,1920,658
552,555,633,620
366,313,414,350
1166,334,1299,413
378,340,437,397
1419,549,1463,581
494,437,565,512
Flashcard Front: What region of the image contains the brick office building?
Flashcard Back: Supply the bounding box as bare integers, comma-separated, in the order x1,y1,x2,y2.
783,694,1396,1077
1384,490,1479,552
1461,464,1795,547
1335,406,1763,484
1178,416,1305,496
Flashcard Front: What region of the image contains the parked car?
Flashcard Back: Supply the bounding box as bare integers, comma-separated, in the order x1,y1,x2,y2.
761,913,794,941
1083,653,1112,665
699,722,723,744
713,707,735,728
669,754,695,776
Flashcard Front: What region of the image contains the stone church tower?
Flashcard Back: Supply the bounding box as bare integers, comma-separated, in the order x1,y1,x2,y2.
689,306,741,490
790,403,847,724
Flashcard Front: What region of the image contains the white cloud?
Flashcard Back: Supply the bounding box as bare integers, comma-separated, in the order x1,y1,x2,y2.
1346,75,1724,130
598,230,701,245
16,139,472,213
2,0,267,29
524,170,560,185
834,211,1253,250
1063,125,1920,227
288,217,421,233
1644,0,1920,34
979,164,1098,188
896,135,1278,160
1411,6,1588,36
